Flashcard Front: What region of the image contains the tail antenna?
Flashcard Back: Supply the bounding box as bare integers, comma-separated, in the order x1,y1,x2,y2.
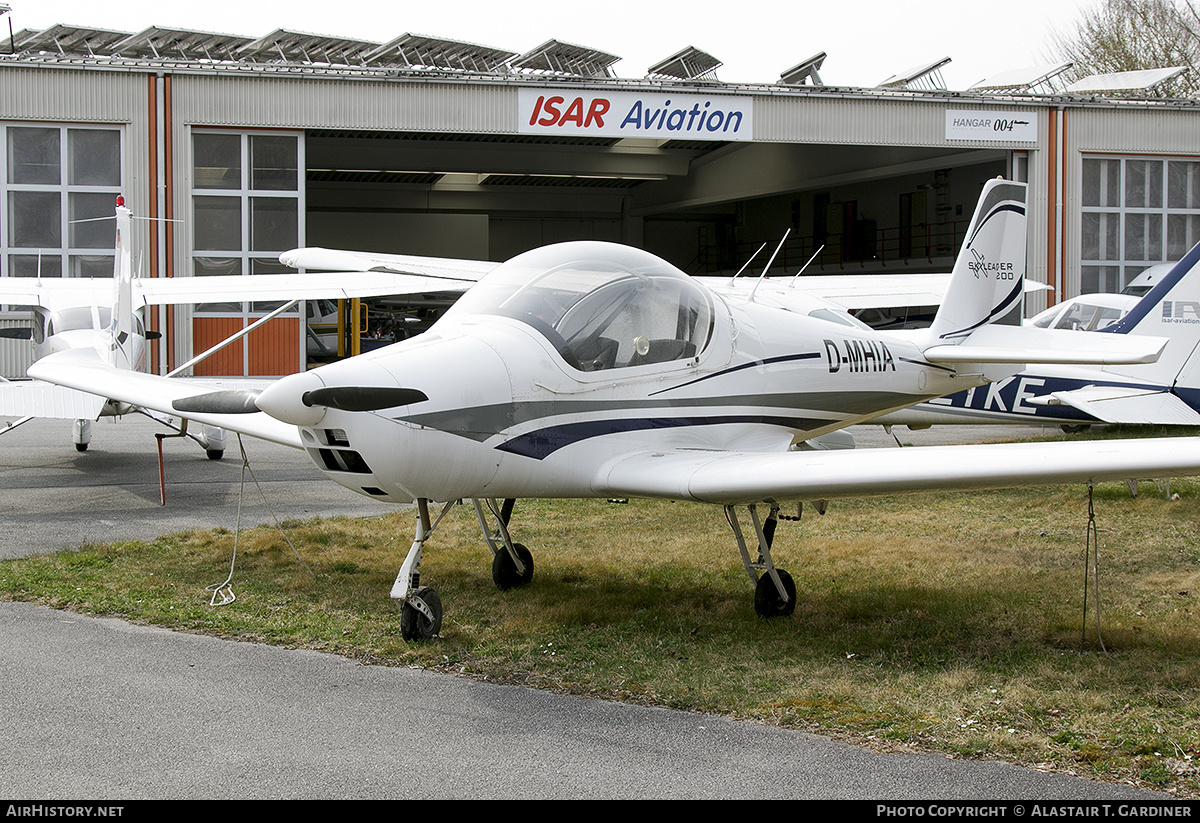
732,243,767,280
789,245,825,287
749,229,791,302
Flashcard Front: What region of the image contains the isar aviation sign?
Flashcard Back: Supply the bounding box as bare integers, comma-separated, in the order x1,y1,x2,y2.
518,88,754,141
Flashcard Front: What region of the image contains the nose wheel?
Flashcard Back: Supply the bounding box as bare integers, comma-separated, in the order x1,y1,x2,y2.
391,498,539,642
392,498,456,642
399,586,443,641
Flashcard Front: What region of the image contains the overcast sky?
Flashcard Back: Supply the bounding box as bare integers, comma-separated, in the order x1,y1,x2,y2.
10,0,1091,90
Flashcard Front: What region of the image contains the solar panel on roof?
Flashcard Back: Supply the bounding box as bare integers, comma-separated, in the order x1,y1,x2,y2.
512,39,620,77
112,27,254,61
779,52,826,86
364,33,515,72
878,57,951,90
647,46,721,81
14,24,132,57
237,28,381,66
1066,66,1188,93
970,63,1072,93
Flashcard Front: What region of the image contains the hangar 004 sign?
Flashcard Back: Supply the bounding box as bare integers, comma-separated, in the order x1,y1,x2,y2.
519,89,754,141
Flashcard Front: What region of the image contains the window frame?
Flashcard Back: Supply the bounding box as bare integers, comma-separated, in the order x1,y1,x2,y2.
190,128,305,317
1081,155,1200,293
0,123,124,313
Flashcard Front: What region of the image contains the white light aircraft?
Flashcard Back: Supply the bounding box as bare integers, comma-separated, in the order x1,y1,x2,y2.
27,180,1200,640
871,247,1200,431
0,199,487,456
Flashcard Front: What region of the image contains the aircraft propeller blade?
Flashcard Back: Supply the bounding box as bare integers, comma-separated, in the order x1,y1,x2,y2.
301,386,428,411
0,326,32,340
172,390,262,415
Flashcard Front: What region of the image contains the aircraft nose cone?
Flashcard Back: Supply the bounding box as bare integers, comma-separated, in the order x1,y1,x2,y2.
256,370,328,426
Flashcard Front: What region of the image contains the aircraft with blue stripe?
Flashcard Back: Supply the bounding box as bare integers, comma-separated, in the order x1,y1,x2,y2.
875,240,1200,430
28,179,1200,638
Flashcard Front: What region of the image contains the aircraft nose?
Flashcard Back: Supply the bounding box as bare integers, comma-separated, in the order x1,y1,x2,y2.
255,370,329,426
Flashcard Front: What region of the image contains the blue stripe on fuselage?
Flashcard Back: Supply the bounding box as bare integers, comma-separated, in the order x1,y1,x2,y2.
495,414,829,460
929,373,1178,420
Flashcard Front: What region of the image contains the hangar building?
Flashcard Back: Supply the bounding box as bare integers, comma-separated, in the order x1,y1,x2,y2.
1,13,1197,378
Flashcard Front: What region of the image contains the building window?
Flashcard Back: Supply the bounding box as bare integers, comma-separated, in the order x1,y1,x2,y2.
191,130,302,310
1081,156,1200,293
190,130,304,376
1,124,123,285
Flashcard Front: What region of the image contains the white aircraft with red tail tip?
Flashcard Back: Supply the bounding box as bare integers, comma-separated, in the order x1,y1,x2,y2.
0,197,488,457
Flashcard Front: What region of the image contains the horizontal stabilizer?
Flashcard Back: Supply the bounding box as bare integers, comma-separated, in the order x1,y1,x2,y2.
924,325,1166,366
1030,385,1200,425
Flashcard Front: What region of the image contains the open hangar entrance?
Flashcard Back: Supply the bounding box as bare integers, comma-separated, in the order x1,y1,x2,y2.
300,128,1011,279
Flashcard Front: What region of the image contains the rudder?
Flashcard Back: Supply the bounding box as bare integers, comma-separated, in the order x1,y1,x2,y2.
926,180,1028,344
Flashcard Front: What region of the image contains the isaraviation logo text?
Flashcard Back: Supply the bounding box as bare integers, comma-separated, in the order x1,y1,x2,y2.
519,89,753,141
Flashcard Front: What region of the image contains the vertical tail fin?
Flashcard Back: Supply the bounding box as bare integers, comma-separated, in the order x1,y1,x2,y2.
1098,241,1200,337
1097,241,1200,387
108,199,137,370
926,179,1028,344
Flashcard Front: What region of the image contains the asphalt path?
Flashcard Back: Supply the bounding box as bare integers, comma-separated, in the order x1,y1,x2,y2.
0,415,1171,799
0,415,404,557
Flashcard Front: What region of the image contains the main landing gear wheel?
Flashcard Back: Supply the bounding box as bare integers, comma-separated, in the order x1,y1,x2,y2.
399,586,443,641
206,449,224,460
754,570,796,618
492,543,534,590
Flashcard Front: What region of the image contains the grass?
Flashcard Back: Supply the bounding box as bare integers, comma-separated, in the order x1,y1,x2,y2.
2,471,1199,796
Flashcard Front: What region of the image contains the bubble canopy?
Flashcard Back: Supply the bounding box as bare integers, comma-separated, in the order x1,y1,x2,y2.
444,242,714,372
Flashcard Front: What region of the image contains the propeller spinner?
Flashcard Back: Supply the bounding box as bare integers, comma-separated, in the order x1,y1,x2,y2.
301,386,428,412
174,376,427,425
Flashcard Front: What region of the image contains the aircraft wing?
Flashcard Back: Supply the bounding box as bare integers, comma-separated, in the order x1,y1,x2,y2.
1030,385,1200,426
594,437,1200,506
26,349,301,449
0,269,485,311
0,380,107,421
286,253,956,312
696,273,1048,312
279,247,499,281
0,279,113,310
130,271,479,306
695,273,949,311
